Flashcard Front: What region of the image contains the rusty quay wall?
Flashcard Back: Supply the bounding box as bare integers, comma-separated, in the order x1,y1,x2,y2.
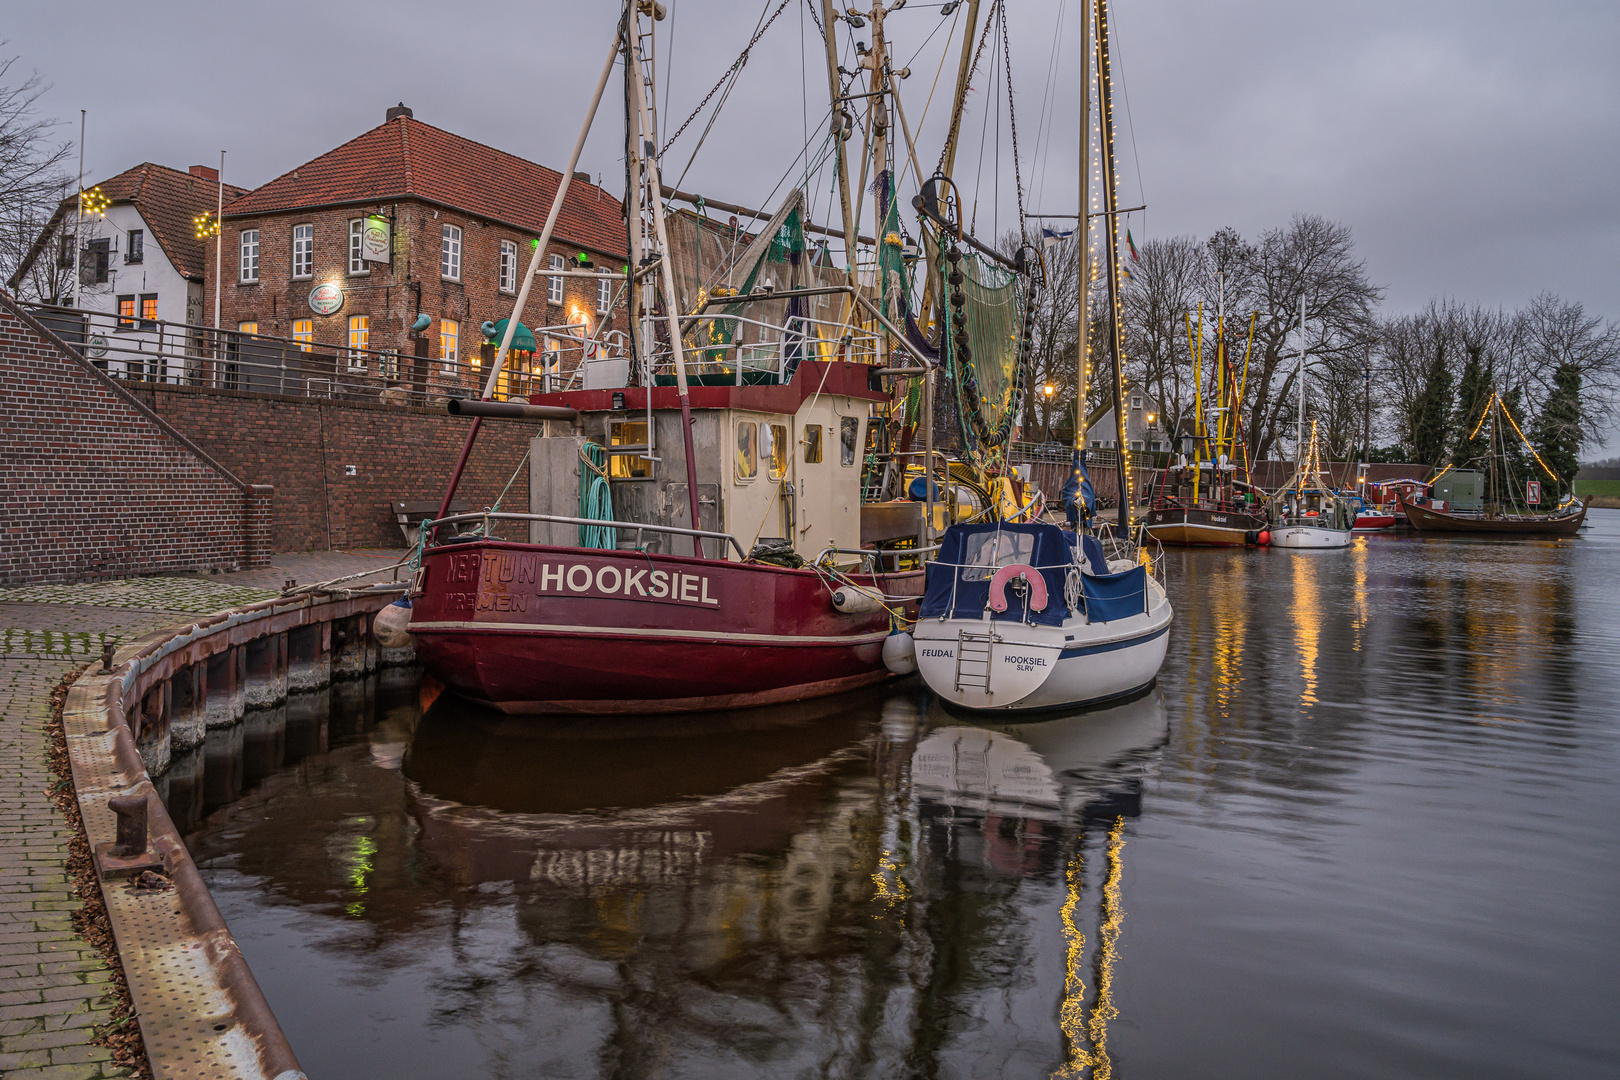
62,584,411,1079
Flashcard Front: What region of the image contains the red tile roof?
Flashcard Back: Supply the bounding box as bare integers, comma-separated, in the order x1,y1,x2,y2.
222,116,628,258
15,164,248,285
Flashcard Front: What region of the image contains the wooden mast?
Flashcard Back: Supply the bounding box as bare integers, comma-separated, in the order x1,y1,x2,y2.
1095,0,1132,531
820,0,859,286
1073,0,1093,487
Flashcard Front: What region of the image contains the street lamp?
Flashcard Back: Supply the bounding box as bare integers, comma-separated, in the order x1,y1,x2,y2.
1041,383,1055,443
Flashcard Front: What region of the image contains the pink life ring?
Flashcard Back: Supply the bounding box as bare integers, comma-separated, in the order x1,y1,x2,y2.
988,563,1049,613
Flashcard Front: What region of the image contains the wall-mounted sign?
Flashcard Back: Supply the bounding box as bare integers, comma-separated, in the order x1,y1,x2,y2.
308,282,344,315
1527,480,1541,505
361,218,391,263
87,335,108,359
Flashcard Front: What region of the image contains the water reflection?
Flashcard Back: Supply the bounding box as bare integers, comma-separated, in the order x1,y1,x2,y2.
169,513,1620,1079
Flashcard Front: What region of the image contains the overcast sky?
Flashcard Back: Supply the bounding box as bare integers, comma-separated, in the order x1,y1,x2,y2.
11,0,1618,450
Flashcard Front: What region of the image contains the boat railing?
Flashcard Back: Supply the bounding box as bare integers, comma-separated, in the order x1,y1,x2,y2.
424,511,750,562
815,544,939,574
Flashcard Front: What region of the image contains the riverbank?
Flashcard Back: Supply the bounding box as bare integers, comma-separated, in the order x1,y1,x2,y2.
0,551,403,1078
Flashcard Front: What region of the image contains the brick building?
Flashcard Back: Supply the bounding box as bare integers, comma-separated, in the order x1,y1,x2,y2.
208,104,629,395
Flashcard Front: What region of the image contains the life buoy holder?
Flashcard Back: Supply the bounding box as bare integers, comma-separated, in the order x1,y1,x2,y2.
988,563,1049,613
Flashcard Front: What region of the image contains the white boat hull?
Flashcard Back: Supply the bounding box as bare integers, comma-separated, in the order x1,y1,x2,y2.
1270,524,1352,548
913,579,1172,712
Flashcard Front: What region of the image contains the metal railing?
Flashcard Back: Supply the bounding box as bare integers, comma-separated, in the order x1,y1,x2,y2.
424,511,750,562
22,302,610,406
815,544,939,573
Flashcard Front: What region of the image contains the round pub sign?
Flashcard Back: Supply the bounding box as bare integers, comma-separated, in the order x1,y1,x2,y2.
308,282,344,315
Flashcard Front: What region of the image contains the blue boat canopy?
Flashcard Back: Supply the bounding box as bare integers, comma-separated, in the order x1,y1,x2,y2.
920,522,1149,626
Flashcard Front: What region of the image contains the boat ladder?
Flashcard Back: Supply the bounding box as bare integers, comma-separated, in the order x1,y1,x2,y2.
955,629,999,692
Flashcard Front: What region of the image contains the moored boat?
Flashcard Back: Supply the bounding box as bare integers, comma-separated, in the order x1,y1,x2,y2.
1399,492,1586,537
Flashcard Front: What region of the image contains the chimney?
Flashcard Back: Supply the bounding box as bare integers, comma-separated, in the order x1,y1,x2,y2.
387,102,414,122
573,170,591,185
189,165,218,182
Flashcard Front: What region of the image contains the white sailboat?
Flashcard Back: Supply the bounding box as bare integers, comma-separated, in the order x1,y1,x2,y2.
1269,297,1353,549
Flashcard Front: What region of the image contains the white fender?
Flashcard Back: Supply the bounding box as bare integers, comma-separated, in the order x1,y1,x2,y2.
832,584,886,614
883,631,917,675
373,599,414,649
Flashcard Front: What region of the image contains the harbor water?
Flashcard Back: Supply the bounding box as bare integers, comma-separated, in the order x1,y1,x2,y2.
165,510,1620,1079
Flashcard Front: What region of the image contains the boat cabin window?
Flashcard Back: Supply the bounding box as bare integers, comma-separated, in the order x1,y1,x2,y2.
961,531,1036,581
766,424,789,481
736,420,758,480
802,424,823,464
608,419,652,479
840,416,859,467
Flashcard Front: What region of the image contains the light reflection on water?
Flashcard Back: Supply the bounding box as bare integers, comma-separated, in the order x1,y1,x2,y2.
169,511,1620,1079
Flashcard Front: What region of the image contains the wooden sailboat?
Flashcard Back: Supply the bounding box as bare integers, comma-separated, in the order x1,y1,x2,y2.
1401,390,1587,537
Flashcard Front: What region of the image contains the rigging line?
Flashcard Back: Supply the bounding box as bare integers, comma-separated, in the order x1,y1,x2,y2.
937,6,1001,178
661,0,678,145
892,4,960,200
970,24,997,236
997,0,1029,241
671,2,787,194
800,0,810,194
661,0,788,161
1103,0,1147,216
1028,0,1068,214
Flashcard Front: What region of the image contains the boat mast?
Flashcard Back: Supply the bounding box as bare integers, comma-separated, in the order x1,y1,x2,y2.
1073,0,1092,471
1296,293,1306,490
626,8,706,555
819,0,858,285
1095,0,1132,532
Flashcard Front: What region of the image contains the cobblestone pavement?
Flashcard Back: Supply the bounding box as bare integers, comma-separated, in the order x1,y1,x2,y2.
0,550,401,1077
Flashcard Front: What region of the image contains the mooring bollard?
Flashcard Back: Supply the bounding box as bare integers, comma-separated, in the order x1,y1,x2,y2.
95,790,165,880
101,642,115,672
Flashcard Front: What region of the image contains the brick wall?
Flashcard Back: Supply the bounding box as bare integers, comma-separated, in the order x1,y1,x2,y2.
127,381,542,552
0,292,270,585
206,199,624,381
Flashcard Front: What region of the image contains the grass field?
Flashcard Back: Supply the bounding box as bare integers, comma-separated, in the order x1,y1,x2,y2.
1575,478,1620,497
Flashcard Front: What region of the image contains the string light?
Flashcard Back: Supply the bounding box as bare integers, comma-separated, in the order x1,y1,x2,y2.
78,186,109,217
193,210,219,239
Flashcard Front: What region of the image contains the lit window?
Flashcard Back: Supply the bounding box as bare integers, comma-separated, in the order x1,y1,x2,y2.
348,220,367,275
803,424,823,463
348,315,369,368
139,294,158,329
548,254,564,304
499,240,517,293
238,321,258,336
292,224,313,279
736,420,758,480
239,230,259,282
609,419,652,479
840,416,859,466
440,224,462,280
440,319,459,371
125,229,143,265
767,424,789,481
292,319,313,351
597,276,613,314
116,295,136,330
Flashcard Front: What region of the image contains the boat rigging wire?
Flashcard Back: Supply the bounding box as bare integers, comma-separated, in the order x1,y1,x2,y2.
661,0,790,163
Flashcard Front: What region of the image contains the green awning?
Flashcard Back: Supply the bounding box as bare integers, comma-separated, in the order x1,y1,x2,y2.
487,318,537,353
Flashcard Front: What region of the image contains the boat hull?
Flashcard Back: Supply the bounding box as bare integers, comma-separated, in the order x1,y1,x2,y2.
1270,524,1353,548
408,540,922,714
1352,512,1397,531
1142,504,1267,546
1399,495,1587,536
912,587,1172,712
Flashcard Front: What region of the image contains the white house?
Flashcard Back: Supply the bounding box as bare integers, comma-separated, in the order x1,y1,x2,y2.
1085,389,1167,453
7,163,247,379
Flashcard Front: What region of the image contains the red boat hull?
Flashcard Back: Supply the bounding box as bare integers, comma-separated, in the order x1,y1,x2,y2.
1352,512,1397,531
408,540,922,714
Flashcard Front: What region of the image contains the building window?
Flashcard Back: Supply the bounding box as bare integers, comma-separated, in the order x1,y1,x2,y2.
440,319,459,371
597,276,613,315
348,315,369,368
736,420,758,480
1131,395,1142,410
116,294,136,330
292,224,313,279
499,240,517,293
139,294,158,329
125,229,143,264
58,232,73,268
292,319,313,352
85,238,110,284
347,220,367,275
238,321,258,336
239,230,259,283
548,254,564,304
440,224,462,280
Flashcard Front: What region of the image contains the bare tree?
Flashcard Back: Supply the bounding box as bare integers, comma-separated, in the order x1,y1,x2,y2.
0,52,72,301
1515,292,1620,443
1122,234,1203,447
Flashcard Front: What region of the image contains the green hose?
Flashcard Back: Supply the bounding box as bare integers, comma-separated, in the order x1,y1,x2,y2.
578,442,616,549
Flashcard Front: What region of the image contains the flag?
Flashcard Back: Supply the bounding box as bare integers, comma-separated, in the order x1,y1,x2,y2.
1041,226,1074,250
1126,229,1140,262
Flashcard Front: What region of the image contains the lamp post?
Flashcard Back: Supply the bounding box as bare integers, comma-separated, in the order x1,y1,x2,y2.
1042,382,1055,443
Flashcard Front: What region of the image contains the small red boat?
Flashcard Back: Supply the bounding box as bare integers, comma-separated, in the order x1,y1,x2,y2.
1352,509,1396,531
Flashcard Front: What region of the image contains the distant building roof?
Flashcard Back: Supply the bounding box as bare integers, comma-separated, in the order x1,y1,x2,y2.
221,114,628,259
9,163,249,288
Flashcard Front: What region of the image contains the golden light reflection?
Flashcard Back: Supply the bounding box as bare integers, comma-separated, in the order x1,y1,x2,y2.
1055,848,1091,1078
870,849,909,913
1087,817,1127,1080
1351,540,1370,646
1291,555,1322,708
